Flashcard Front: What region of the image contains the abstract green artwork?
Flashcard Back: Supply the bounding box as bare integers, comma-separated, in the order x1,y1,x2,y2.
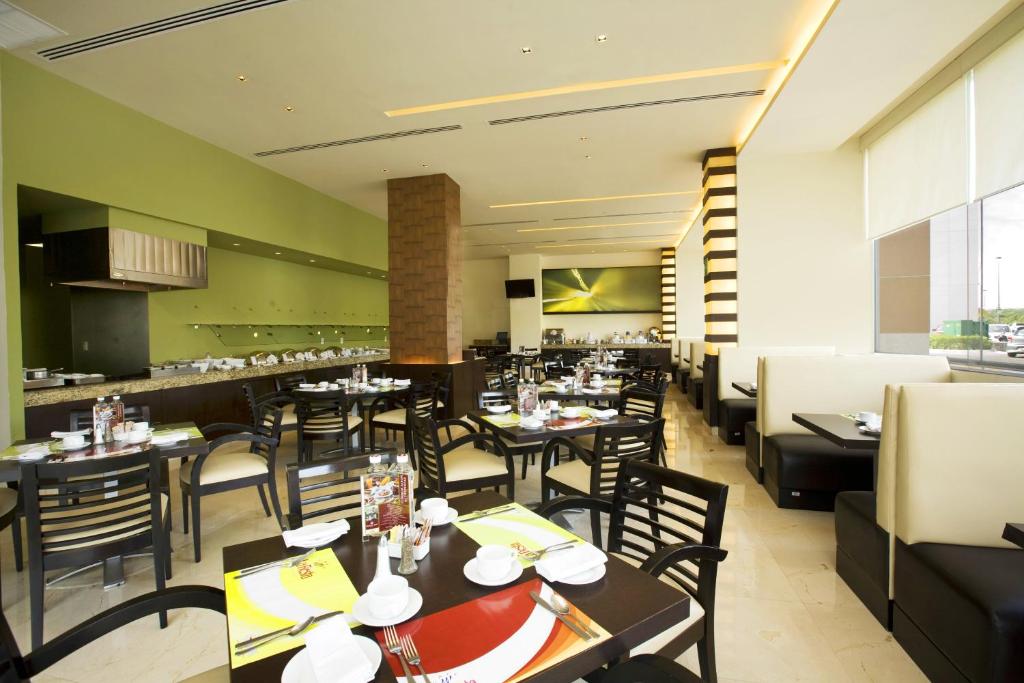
542,266,661,313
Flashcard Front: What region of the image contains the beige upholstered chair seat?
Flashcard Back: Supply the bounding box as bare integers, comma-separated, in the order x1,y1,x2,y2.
281,404,298,427
42,494,168,552
372,408,407,426
180,448,268,485
574,434,596,453
444,445,508,482
0,487,17,517
545,459,593,493
178,665,229,682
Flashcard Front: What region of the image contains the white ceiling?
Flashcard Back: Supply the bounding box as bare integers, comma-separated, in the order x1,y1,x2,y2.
9,0,1014,259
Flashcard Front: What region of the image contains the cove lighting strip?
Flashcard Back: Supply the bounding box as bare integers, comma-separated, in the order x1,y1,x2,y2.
701,148,738,354
491,190,697,209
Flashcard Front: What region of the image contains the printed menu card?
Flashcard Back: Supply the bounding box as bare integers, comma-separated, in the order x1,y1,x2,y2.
375,578,609,683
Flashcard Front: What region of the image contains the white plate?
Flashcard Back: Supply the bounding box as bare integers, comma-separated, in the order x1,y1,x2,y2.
51,441,89,452
463,558,523,587
858,425,882,435
556,563,607,585
350,588,422,627
519,420,544,430
486,405,512,414
280,635,381,683
415,508,458,526
17,450,49,461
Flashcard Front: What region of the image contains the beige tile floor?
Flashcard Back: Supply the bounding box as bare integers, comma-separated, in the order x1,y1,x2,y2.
1,387,927,682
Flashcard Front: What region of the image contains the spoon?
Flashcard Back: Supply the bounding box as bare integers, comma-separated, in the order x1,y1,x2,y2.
549,593,600,638
234,615,315,655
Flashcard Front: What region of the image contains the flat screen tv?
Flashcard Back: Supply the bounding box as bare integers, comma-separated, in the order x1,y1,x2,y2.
504,279,536,298
542,266,660,314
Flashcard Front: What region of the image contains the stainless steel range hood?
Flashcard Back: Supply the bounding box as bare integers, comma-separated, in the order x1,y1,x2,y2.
44,227,207,291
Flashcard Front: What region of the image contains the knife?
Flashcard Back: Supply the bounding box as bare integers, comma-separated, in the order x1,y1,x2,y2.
459,504,516,522
233,611,346,651
529,591,590,640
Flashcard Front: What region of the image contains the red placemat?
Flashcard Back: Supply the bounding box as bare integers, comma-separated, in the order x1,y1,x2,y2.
374,578,608,683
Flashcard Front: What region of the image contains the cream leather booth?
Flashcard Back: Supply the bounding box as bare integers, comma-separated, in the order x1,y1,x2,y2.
675,337,701,392
890,383,1024,682
685,341,706,410
715,346,834,446
758,354,951,510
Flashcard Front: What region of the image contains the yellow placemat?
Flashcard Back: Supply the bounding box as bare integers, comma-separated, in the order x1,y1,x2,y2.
482,412,521,428
225,549,360,668
454,503,583,567
152,426,203,439
0,442,52,459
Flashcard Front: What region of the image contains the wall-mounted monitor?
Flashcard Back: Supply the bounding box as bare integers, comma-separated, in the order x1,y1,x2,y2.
504,278,536,298
542,266,661,314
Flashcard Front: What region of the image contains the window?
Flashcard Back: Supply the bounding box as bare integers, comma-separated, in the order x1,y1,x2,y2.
875,182,1024,371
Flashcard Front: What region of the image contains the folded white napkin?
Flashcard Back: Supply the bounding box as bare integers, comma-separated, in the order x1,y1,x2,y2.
305,615,371,683
535,543,607,582
591,408,618,419
150,432,188,446
283,519,350,548
394,378,411,386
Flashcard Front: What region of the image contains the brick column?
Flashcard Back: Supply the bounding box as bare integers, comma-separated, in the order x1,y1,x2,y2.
386,173,463,364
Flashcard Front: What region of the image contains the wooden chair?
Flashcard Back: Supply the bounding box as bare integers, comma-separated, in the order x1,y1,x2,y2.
0,586,226,682
431,370,453,418
574,385,667,453
0,486,21,585
410,416,515,499
68,404,150,431
284,451,398,530
295,393,363,462
22,448,170,648
243,383,297,433
537,459,728,683
485,375,503,391
634,364,662,385
274,374,307,391
540,418,665,544
181,408,283,562
367,382,438,453
604,655,701,683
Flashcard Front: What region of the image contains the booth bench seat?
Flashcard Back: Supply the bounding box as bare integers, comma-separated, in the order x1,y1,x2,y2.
835,491,890,627
762,434,874,511
717,398,754,445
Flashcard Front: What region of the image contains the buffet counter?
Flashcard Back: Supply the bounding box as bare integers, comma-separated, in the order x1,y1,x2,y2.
540,343,672,372
541,343,671,350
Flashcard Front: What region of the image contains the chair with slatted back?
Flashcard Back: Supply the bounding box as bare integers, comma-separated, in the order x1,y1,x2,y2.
431,370,452,418
295,393,364,462
477,390,537,479
0,585,227,683
540,418,665,544
284,451,398,530
574,385,667,455
367,382,438,453
485,375,503,391
537,459,728,683
274,374,308,392
243,383,298,434
181,407,283,562
22,447,169,648
410,416,515,499
500,368,519,390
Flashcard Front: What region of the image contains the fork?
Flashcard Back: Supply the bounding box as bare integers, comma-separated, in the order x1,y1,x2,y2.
402,634,433,683
383,625,415,683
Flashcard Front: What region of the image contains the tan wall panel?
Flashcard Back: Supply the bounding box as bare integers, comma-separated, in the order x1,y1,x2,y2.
878,221,930,277
879,276,930,333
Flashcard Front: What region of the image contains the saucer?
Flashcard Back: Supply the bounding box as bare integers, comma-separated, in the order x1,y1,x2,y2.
557,563,607,585
519,419,544,430
463,558,523,587
415,508,458,526
281,635,381,683
858,425,882,435
351,589,422,627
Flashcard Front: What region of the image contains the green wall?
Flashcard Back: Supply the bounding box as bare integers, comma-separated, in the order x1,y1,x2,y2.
2,55,388,438
150,248,387,360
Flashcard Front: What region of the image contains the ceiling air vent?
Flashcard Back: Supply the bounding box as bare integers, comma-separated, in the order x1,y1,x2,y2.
488,89,765,125
254,125,463,157
37,0,293,60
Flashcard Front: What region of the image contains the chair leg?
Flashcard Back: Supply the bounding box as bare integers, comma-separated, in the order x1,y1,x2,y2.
256,484,271,517
369,423,377,451
521,454,528,480
11,517,23,572
155,527,168,629
191,493,202,563
267,477,283,528
697,628,717,683
30,559,44,649
181,486,190,534
507,475,515,501
163,515,173,581
590,508,602,548
541,479,550,503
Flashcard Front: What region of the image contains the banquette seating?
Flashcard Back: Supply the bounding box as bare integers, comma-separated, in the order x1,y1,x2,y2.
685,342,705,410
674,336,701,394
888,384,1024,682
714,346,834,445
757,354,951,511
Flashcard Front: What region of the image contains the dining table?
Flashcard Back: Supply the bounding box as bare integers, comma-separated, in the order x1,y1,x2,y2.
1,421,209,587
223,491,690,682
791,413,881,450
731,382,757,398
467,409,638,445
1003,523,1024,549
292,384,412,401
536,379,622,403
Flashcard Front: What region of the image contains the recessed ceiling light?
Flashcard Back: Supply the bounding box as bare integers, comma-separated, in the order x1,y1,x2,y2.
579,136,589,142
236,74,246,82
536,238,664,249
274,251,282,255
521,46,532,54
232,242,240,246
585,154,592,159
285,105,294,112
490,190,697,209
420,163,428,168
518,219,680,233
309,258,315,263
382,168,389,173
595,34,608,43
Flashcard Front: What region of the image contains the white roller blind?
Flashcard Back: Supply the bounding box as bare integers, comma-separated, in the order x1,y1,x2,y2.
867,79,968,239
974,27,1024,199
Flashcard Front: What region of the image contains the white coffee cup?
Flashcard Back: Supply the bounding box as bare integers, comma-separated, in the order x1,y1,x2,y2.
62,434,85,449
367,575,409,618
856,411,876,423
532,408,547,421
476,545,515,580
865,416,883,431
561,407,581,418
548,400,559,411
133,421,149,432
420,497,449,523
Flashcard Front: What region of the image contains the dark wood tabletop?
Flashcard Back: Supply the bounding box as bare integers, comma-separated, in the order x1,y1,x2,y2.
791,413,881,450
1003,523,1024,549
731,382,757,398
537,385,621,402
467,410,638,445
0,421,208,483
224,492,690,683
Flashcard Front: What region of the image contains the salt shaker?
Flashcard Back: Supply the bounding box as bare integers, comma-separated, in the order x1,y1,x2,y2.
397,530,418,575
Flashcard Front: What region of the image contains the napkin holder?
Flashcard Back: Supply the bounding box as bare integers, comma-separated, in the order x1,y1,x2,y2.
388,537,429,561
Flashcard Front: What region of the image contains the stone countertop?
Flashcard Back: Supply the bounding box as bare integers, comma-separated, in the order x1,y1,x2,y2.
23,353,390,407
541,343,672,349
